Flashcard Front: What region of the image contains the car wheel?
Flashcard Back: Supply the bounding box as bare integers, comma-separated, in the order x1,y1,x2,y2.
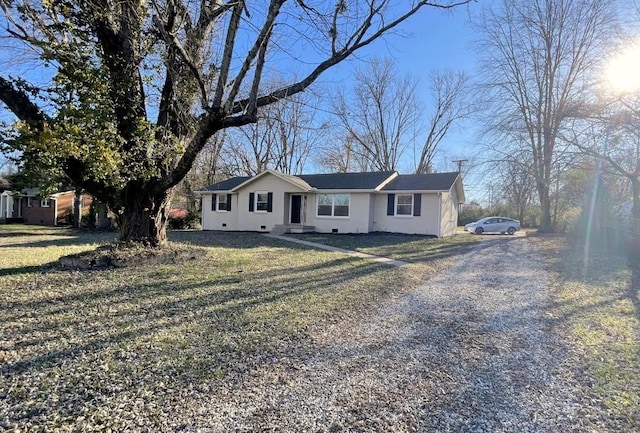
475,227,484,235
507,227,516,235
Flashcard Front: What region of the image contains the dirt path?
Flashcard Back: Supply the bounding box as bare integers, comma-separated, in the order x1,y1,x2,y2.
186,237,608,432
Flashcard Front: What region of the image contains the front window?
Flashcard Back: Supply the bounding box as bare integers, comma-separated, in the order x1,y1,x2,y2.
27,197,32,208
396,194,413,216
40,198,51,208
317,194,350,217
256,192,269,212
217,194,228,211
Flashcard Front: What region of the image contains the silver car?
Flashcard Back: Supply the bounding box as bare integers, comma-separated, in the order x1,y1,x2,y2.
465,217,521,235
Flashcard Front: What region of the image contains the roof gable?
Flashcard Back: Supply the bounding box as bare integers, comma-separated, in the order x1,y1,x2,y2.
231,170,312,191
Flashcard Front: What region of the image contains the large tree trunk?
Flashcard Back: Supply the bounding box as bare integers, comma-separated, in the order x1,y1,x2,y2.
538,183,553,233
115,183,172,246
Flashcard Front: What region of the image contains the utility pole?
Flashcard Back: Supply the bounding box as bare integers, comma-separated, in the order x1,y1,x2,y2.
452,159,468,172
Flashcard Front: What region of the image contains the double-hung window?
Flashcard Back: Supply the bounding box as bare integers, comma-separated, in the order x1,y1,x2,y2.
217,194,228,211
256,191,269,212
212,193,232,212
396,194,413,216
387,193,421,217
317,194,349,217
40,198,51,208
249,191,272,212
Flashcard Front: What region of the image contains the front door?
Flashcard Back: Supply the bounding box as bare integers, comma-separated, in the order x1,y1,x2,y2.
290,195,302,224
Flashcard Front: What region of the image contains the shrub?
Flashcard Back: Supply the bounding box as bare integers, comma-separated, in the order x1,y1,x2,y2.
168,208,201,230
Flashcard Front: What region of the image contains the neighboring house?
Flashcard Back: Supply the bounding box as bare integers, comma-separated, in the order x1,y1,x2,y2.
198,170,465,237
3,188,93,226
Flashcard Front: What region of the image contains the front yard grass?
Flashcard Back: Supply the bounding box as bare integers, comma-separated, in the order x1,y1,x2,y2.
533,234,640,427
287,231,484,263
0,225,473,430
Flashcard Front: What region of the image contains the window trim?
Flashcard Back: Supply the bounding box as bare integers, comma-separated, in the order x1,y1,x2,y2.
216,193,228,212
40,198,51,208
27,197,33,208
316,193,350,218
395,194,413,217
255,191,269,213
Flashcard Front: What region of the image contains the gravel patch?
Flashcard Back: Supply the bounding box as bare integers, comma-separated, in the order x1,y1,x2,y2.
172,237,611,432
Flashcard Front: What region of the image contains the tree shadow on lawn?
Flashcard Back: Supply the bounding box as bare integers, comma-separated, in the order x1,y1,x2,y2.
170,230,304,249
0,264,57,277
0,258,404,430
543,233,640,323
1,253,395,406
0,231,116,248
287,232,493,263
0,230,299,250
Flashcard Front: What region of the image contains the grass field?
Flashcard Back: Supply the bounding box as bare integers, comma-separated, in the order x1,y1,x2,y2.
0,225,479,430
287,231,484,263
3,226,637,429
532,234,640,427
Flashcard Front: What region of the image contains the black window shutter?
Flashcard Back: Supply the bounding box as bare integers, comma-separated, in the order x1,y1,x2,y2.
249,193,254,212
413,194,421,216
387,194,395,216
226,194,232,211
211,194,217,211
267,192,273,212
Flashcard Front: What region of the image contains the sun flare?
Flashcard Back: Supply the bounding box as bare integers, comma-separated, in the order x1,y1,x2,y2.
606,43,640,93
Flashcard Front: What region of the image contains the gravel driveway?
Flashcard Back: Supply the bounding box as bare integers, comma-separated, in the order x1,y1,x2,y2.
185,237,610,432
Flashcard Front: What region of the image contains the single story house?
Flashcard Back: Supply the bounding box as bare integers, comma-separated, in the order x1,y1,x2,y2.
198,170,465,237
1,188,93,226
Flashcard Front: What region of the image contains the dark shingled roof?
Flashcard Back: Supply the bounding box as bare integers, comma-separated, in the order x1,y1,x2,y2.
382,172,460,191
203,171,460,192
298,171,396,190
205,177,250,191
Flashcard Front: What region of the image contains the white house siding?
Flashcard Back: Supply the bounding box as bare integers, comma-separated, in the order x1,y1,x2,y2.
305,192,371,234
439,190,459,237
371,193,441,236
201,194,239,231
236,175,305,232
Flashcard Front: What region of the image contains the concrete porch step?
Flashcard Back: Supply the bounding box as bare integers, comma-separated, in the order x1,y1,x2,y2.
271,224,315,234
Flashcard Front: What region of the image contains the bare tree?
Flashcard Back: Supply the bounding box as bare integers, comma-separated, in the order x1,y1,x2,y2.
332,57,421,171
0,0,473,245
269,94,325,175
566,98,640,219
416,70,470,174
219,90,322,176
317,134,375,173
476,0,614,232
495,150,537,225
